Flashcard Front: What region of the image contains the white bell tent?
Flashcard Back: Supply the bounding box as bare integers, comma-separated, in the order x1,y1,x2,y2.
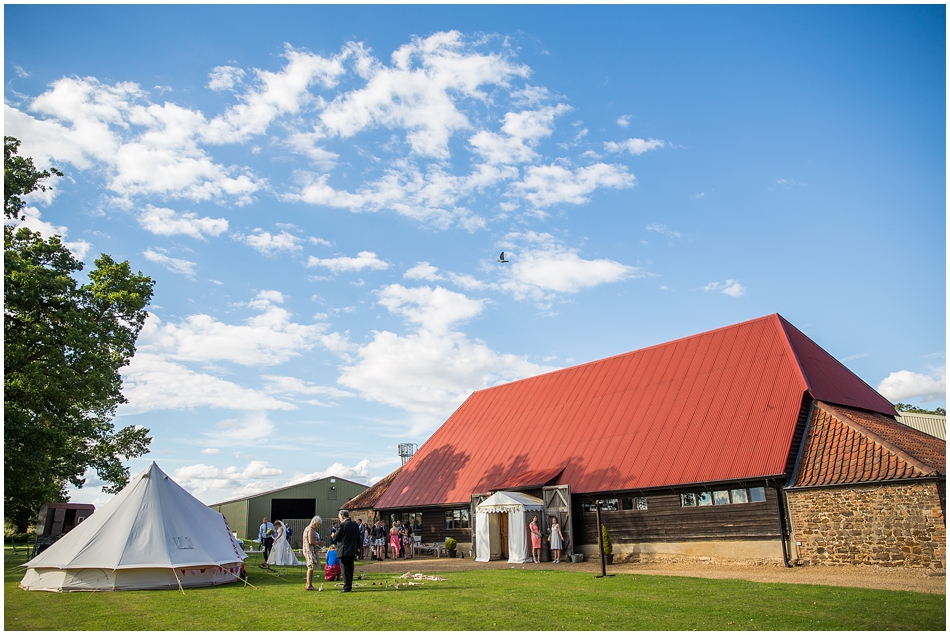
475,491,544,563
20,462,247,592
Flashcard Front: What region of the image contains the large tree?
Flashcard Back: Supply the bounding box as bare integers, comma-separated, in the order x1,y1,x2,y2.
4,137,155,531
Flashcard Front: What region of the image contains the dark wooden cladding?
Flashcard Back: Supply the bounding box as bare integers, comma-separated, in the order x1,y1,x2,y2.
380,505,472,544
573,486,781,545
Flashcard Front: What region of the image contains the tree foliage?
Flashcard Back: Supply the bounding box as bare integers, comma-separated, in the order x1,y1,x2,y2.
894,403,946,416
4,136,155,531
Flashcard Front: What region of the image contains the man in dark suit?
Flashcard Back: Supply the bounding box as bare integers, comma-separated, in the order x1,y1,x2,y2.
333,509,360,592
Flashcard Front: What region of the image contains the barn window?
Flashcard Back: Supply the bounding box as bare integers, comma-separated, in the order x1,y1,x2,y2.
620,497,633,510
635,497,648,510
599,498,619,511
730,488,749,504
697,491,713,506
749,487,766,502
713,490,730,505
444,508,470,529
680,493,696,507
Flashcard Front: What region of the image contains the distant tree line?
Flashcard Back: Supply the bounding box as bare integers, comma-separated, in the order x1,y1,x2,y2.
894,403,946,416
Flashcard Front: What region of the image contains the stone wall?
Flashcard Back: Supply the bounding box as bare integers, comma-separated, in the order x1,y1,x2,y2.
786,481,946,568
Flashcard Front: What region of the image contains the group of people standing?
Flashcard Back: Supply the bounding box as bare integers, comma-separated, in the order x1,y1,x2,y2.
529,515,565,563
258,512,421,593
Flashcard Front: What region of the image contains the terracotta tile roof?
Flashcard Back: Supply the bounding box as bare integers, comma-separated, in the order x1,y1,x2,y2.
344,466,402,510
791,402,945,488
376,314,898,510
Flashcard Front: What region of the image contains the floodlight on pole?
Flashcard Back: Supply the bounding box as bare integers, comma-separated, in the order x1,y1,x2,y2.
397,443,418,465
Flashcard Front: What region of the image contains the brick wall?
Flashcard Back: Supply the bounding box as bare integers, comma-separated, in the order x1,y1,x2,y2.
786,481,946,568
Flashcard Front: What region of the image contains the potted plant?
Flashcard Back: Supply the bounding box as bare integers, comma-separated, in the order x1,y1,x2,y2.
600,524,613,565
444,537,458,558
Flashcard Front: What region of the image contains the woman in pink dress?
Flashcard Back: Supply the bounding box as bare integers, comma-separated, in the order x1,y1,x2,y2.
390,522,402,559
529,515,542,563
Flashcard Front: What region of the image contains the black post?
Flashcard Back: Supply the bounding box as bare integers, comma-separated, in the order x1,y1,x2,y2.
594,501,613,578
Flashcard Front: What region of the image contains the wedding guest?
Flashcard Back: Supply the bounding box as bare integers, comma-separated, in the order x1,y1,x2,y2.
530,515,542,563
390,521,401,559
549,516,565,563
302,516,323,591
334,510,360,592
258,517,275,561
373,520,386,560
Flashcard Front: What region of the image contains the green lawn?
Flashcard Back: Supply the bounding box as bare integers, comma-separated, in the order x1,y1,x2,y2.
4,549,945,630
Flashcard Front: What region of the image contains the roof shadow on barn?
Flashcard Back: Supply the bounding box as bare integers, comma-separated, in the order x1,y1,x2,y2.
382,443,472,508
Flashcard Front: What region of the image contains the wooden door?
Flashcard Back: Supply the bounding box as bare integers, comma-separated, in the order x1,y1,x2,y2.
542,485,572,557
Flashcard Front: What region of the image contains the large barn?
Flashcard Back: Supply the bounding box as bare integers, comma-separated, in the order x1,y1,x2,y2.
374,314,945,568
210,476,367,549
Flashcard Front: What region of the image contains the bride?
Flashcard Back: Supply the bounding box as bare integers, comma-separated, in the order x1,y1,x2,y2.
267,520,303,566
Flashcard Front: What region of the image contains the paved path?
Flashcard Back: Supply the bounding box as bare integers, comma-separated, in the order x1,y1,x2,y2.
353,555,947,594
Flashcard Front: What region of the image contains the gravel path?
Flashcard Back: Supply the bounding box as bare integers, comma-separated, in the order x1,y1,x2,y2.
355,555,947,594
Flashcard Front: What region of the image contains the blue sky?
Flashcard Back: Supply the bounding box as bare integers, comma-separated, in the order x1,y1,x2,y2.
5,4,945,506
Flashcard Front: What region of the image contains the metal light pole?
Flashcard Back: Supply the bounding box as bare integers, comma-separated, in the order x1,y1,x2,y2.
594,501,613,578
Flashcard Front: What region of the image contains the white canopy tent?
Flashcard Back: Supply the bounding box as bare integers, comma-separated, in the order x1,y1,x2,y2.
20,462,247,592
475,491,544,563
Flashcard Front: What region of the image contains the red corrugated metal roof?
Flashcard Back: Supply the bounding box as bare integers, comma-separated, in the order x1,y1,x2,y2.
778,317,897,417
376,314,899,509
791,402,945,488
486,467,565,491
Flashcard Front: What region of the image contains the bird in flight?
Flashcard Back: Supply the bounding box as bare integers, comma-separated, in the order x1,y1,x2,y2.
498,251,509,263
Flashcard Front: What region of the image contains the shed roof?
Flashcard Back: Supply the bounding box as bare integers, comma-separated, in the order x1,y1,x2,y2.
791,402,945,488
376,314,898,510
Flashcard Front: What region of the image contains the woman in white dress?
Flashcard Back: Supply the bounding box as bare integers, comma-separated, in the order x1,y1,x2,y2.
267,520,303,566
549,516,565,563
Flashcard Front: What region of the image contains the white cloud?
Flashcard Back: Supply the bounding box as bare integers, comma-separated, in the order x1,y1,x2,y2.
5,79,262,205
207,65,246,92
286,459,374,487
9,205,91,259
616,115,631,128
137,291,332,366
377,284,485,333
202,448,222,454
238,229,305,255
877,369,946,403
307,251,389,273
204,45,349,144
318,32,529,159
172,458,282,499
404,261,445,281
497,232,640,304
646,223,681,239
339,328,552,420
604,138,667,155
262,375,355,399
202,413,278,445
338,283,553,422
513,162,635,208
468,104,571,165
120,354,295,413
137,205,228,239
704,279,746,298
143,248,197,277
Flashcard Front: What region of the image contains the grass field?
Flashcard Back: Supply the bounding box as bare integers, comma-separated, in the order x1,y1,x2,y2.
5,549,945,630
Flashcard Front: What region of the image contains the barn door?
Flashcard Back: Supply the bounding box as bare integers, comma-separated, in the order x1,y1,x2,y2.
470,493,490,558
542,485,573,557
